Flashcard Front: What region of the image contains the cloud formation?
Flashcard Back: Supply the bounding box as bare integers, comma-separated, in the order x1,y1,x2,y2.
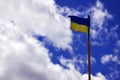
0,0,107,80
101,54,119,64
0,0,72,49
91,0,112,29
90,0,114,46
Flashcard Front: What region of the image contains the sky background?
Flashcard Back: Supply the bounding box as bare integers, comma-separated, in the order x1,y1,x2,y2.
0,0,120,80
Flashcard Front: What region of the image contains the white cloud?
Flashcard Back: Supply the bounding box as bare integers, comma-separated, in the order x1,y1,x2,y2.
60,55,96,71
85,0,115,46
60,56,87,71
91,0,112,29
101,39,120,64
60,57,106,80
0,0,72,49
57,6,80,16
82,73,106,80
101,54,119,64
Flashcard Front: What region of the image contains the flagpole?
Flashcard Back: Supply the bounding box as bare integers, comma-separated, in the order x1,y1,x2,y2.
88,15,91,80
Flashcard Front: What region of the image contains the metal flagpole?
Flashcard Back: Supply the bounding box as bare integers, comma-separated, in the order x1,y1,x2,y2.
88,15,91,80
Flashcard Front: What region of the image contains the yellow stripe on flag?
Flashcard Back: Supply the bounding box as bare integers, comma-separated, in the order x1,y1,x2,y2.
71,22,88,34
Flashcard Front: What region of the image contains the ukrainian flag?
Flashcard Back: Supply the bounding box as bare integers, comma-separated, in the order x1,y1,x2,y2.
69,16,90,34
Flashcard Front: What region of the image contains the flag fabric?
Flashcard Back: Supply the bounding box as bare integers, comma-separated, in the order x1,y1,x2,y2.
69,16,90,34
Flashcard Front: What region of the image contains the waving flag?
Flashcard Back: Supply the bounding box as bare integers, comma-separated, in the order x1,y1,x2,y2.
69,16,90,34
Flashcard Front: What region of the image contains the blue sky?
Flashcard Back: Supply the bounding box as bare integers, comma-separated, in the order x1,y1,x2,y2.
55,0,120,79
0,0,119,80
56,0,120,79
40,0,120,79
